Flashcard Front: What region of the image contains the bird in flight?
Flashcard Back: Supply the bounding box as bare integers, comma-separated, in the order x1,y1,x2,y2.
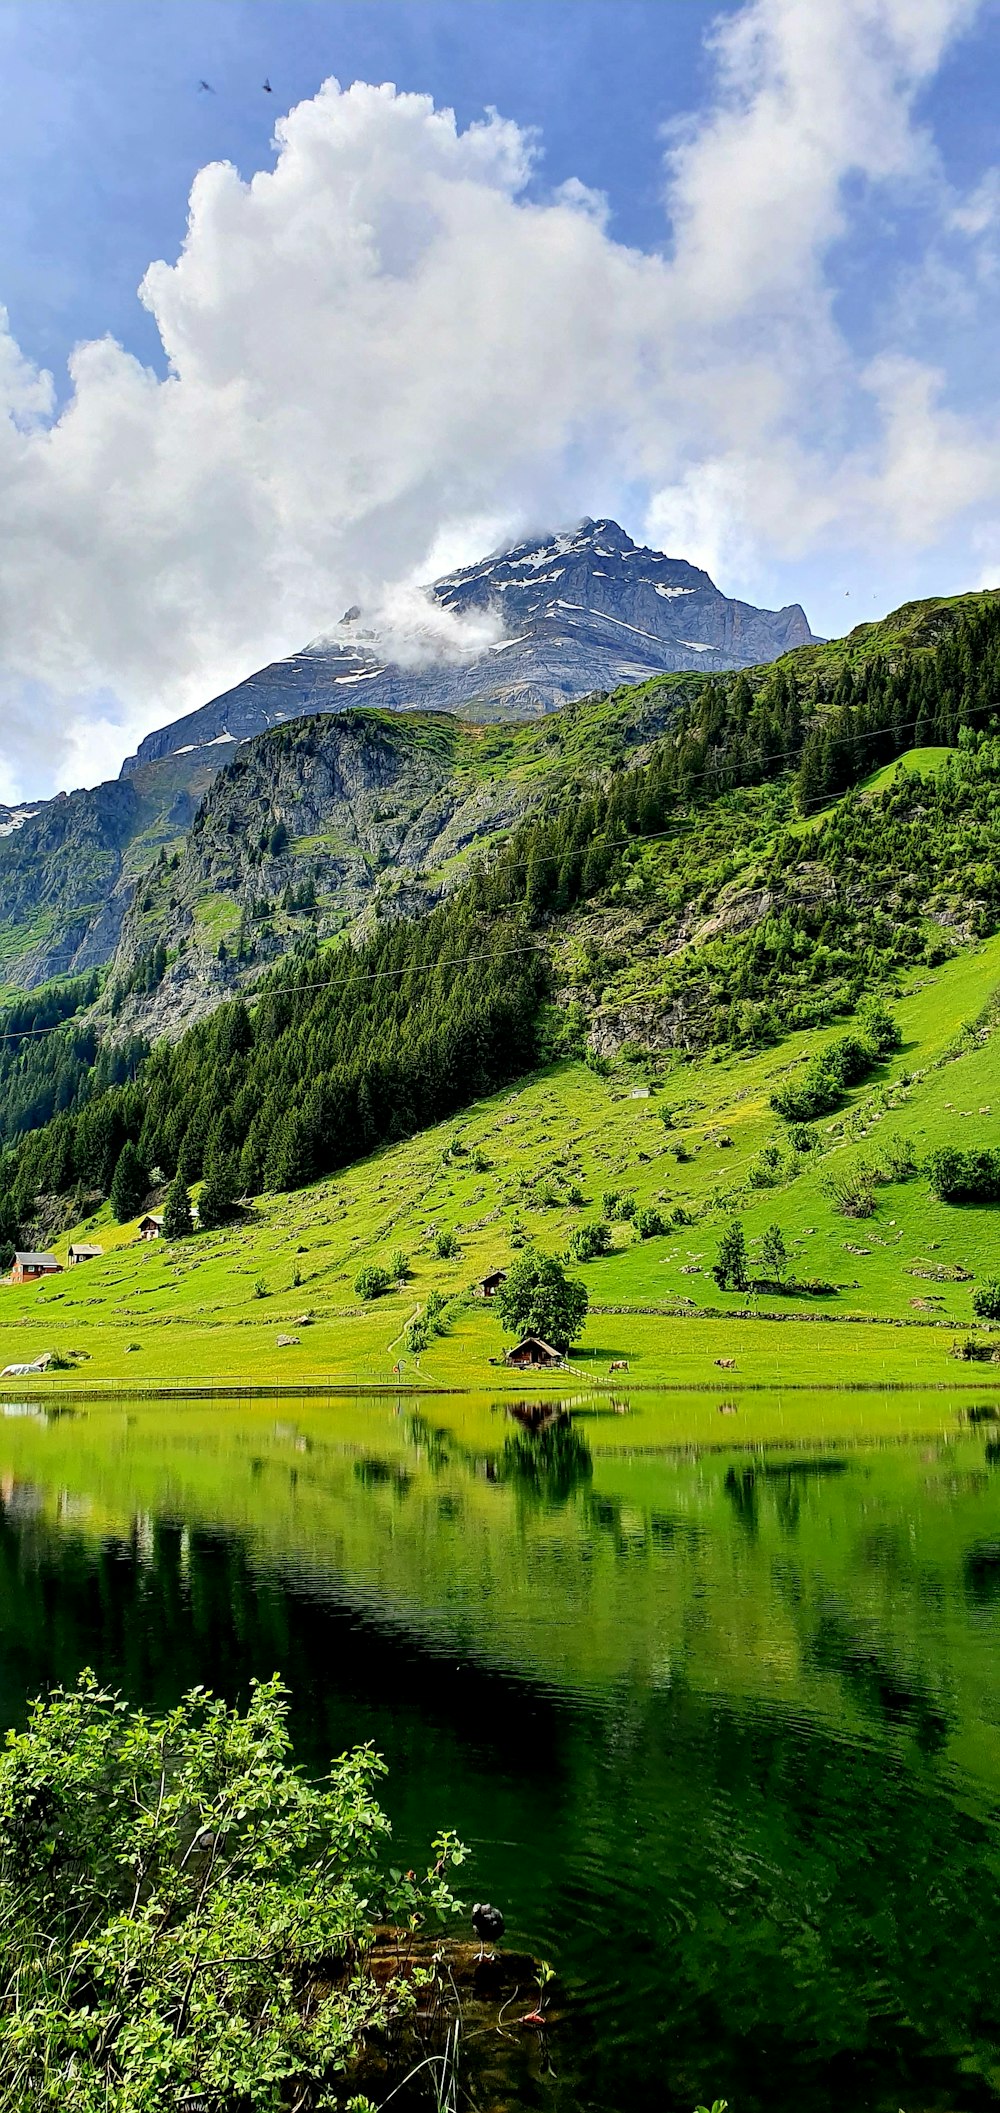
263,77,273,92
199,79,215,92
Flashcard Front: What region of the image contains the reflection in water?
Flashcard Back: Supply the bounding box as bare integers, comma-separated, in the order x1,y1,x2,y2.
0,1394,997,2111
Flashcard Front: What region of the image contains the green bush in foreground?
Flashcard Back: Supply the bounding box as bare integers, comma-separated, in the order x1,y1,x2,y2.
0,1673,464,2113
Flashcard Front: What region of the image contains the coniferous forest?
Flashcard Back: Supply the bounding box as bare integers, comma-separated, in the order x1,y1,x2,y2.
0,593,999,1251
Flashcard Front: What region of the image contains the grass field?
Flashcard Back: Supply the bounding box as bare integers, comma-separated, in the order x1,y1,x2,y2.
1,937,998,1399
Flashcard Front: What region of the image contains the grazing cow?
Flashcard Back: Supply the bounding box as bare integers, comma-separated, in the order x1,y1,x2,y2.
715,1356,737,1369
609,1360,630,1372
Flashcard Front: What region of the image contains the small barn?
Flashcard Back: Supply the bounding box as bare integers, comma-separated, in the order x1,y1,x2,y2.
473,1269,508,1300
504,1335,565,1369
68,1243,103,1266
10,1252,61,1286
138,1215,164,1241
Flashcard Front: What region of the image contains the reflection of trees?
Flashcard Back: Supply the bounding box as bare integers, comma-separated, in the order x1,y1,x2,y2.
499,1410,593,1508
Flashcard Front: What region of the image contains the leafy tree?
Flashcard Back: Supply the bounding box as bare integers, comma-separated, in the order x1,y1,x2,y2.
161,1169,193,1239
109,1139,147,1223
713,1220,749,1292
972,1279,1000,1320
0,1673,464,2113
496,1249,588,1351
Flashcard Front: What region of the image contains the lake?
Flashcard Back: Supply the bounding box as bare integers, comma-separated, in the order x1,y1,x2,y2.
0,1386,998,2112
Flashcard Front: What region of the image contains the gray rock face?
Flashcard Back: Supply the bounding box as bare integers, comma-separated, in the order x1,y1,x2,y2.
122,518,814,775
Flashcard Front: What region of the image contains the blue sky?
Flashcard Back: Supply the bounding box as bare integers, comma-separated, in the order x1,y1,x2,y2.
0,0,999,796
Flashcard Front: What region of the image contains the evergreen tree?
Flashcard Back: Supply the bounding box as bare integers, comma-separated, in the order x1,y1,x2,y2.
198,1152,238,1230
712,1220,748,1292
109,1140,148,1224
162,1170,194,1240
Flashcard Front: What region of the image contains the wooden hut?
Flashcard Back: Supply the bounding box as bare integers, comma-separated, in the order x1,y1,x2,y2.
504,1335,565,1369
473,1268,508,1300
10,1252,61,1286
138,1215,164,1241
68,1243,103,1265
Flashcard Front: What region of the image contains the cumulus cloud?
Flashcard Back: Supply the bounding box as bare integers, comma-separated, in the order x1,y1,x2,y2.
0,0,996,796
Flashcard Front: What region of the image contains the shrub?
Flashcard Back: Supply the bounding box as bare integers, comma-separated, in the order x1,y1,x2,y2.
973,1279,1000,1320
567,1182,585,1206
434,1229,459,1259
788,1123,819,1153
406,1319,429,1352
927,1146,1000,1203
0,1673,464,2113
822,1161,877,1218
771,1025,888,1123
566,1220,613,1262
635,1207,667,1239
389,1248,410,1281
253,1276,269,1298
355,1263,391,1300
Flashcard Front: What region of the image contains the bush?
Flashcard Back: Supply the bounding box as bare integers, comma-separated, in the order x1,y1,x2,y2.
0,1673,464,2113
354,1263,391,1300
771,1027,886,1123
566,1220,613,1262
927,1146,1000,1203
389,1248,410,1282
788,1123,819,1153
822,1162,877,1218
973,1279,1000,1320
635,1207,667,1239
406,1319,429,1352
434,1229,459,1259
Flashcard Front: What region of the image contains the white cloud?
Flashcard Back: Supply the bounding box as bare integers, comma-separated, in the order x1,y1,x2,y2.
0,2,996,797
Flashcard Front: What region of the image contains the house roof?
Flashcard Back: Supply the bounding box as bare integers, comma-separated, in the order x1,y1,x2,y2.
506,1335,562,1358
69,1244,103,1257
478,1268,508,1284
13,1252,59,1268
139,1214,164,1227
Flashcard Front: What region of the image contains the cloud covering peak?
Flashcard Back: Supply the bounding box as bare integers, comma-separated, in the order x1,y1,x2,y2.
0,0,996,797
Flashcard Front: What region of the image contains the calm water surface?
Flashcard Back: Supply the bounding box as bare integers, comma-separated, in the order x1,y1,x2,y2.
0,1388,999,2113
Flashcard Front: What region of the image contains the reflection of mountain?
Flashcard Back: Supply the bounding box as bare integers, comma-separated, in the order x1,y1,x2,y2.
0,1409,999,2113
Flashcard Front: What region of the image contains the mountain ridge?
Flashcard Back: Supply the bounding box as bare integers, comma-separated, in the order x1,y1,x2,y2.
120,518,814,776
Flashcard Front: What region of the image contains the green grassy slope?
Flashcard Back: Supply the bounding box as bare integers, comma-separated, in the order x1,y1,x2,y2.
2,936,999,1397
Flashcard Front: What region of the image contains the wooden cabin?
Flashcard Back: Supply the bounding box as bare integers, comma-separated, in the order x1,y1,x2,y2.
473,1268,508,1300
10,1252,61,1286
138,1215,164,1241
504,1335,565,1369
68,1243,103,1266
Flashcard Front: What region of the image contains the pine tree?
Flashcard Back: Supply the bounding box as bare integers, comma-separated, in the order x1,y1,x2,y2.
109,1140,148,1224
198,1152,238,1230
162,1169,194,1240
712,1219,748,1292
